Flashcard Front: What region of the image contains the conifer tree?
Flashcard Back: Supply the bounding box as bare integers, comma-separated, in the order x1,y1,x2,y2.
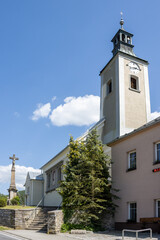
58,129,117,229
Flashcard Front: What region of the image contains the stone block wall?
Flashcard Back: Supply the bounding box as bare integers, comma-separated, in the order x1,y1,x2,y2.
0,208,40,229
47,210,63,234
0,209,15,228
101,213,114,230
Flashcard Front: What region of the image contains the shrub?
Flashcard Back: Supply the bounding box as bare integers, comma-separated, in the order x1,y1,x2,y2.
11,196,20,205
0,198,7,207
61,223,94,232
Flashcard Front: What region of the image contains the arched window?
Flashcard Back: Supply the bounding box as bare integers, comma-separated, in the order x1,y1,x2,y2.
107,80,112,95
122,34,125,42
127,36,131,44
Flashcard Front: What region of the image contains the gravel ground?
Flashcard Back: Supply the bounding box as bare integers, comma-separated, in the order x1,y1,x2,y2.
2,230,160,240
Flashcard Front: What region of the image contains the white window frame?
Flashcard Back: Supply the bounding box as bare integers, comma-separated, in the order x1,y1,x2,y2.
128,202,137,221
130,75,140,92
128,150,136,170
156,199,160,217
155,142,160,163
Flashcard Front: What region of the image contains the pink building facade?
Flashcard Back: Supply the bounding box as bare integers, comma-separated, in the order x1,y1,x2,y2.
109,117,160,231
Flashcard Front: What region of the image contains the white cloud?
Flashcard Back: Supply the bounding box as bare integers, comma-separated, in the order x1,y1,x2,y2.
0,165,41,194
52,96,56,102
31,103,51,121
150,111,160,121
49,95,100,126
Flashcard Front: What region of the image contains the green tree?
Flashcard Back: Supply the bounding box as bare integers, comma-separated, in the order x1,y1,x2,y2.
11,196,20,205
58,129,118,229
17,190,25,205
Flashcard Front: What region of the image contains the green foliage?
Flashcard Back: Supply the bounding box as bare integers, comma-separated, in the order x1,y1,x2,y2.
17,190,25,205
0,193,8,199
11,196,20,205
61,223,94,232
0,198,7,207
58,129,118,229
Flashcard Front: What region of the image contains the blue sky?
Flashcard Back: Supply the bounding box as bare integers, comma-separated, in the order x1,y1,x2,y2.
0,0,160,194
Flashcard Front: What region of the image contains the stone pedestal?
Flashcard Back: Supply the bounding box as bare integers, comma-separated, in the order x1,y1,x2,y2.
47,210,63,234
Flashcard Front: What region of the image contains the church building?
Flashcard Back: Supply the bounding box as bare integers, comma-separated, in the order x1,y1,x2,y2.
25,17,160,231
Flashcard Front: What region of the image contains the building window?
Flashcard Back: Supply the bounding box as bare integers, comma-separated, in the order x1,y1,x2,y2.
156,200,160,217
57,167,62,182
46,161,63,192
130,76,139,91
122,33,125,42
52,170,56,185
107,80,112,95
155,142,160,163
128,202,137,222
127,36,131,44
47,173,51,189
128,151,136,170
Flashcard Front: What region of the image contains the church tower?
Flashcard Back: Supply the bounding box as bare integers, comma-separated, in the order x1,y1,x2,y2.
100,16,151,144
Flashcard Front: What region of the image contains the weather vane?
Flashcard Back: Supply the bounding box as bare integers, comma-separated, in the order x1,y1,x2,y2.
120,11,124,29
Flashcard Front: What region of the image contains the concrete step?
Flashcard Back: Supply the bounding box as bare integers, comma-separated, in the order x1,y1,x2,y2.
27,209,48,231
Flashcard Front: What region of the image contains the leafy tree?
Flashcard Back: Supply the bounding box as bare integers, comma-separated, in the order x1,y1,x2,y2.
0,193,8,199
11,196,20,205
58,129,118,229
17,190,25,205
0,198,7,207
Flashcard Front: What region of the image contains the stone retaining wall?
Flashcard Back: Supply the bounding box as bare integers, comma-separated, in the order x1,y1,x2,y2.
0,208,41,229
47,210,63,234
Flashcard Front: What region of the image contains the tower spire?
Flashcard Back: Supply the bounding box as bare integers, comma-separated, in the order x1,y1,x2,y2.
120,11,124,29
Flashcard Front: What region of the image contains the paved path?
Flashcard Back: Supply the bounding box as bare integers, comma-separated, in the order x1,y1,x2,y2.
3,230,160,240
0,232,24,240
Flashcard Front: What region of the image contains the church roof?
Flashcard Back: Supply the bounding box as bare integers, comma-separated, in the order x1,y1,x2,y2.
40,117,106,170
108,116,160,146
28,172,43,180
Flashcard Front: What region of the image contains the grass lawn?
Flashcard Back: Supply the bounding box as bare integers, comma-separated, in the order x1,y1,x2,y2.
0,206,35,210
0,226,13,230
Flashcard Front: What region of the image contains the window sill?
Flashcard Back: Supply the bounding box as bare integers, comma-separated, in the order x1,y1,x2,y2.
127,167,136,172
129,88,141,93
153,161,160,165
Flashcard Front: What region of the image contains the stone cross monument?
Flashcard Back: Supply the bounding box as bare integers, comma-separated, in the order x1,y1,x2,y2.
8,154,19,200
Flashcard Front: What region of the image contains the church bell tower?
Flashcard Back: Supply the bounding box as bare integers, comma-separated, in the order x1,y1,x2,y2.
100,15,151,144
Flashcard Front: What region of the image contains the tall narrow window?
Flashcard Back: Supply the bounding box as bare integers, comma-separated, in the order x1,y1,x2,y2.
107,80,112,95
122,33,125,42
128,202,137,222
127,36,131,44
155,142,160,163
47,173,51,189
52,170,56,185
131,77,137,90
58,167,62,183
128,151,136,170
156,200,160,217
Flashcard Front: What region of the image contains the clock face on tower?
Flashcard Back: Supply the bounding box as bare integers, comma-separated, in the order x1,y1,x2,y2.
128,62,141,74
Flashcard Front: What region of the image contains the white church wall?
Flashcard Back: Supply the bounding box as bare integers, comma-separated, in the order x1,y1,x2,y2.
32,180,43,206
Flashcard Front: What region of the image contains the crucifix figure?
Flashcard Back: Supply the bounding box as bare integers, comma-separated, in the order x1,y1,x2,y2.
8,154,19,201
10,154,19,167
